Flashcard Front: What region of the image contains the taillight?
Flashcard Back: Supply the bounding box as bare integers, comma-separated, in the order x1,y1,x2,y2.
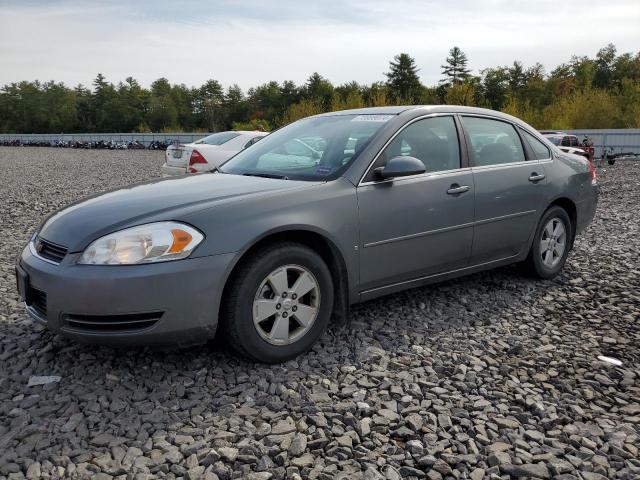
188,149,207,173
588,159,597,185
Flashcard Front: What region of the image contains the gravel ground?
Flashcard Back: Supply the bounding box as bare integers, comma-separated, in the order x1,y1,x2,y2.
0,147,638,480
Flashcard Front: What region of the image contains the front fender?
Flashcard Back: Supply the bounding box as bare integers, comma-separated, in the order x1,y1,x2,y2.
181,178,360,296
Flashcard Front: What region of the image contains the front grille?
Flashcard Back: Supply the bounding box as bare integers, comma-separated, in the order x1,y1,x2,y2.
36,238,68,263
27,287,47,318
62,312,163,333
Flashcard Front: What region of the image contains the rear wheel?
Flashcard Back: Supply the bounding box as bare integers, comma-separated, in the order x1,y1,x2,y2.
523,206,572,279
608,159,616,165
222,242,334,363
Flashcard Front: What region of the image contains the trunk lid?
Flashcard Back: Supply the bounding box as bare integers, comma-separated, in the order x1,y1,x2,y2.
165,144,193,167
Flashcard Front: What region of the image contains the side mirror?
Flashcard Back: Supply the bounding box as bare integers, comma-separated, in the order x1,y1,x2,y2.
373,156,426,180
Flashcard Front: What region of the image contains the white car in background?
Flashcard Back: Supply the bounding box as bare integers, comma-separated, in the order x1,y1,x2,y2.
161,131,268,176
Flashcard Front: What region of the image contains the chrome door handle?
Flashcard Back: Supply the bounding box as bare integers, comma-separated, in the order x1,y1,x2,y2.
447,184,470,195
529,173,545,182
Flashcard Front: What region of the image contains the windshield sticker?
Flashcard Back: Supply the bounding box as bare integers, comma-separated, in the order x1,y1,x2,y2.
352,114,394,122
315,166,333,175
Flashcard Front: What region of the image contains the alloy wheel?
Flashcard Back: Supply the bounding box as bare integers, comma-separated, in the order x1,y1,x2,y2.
252,264,321,346
540,217,566,268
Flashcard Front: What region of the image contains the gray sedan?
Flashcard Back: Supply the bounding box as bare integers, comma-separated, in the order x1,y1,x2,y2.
16,106,598,363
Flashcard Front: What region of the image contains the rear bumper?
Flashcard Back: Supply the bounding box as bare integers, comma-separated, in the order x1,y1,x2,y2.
161,163,187,177
576,186,598,235
17,244,236,347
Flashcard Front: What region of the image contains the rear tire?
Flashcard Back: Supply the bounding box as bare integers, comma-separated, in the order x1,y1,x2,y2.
522,206,572,279
608,159,616,165
222,242,334,363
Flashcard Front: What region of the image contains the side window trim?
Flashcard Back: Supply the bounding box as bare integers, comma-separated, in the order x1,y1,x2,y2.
453,114,470,169
359,113,463,184
459,114,527,168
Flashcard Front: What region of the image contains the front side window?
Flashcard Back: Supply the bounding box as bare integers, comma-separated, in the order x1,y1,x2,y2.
569,136,580,147
561,136,571,147
380,116,461,173
221,114,394,181
462,117,526,166
522,130,551,160
197,132,241,146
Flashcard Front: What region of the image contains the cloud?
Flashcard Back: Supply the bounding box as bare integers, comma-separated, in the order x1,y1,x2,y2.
0,0,638,90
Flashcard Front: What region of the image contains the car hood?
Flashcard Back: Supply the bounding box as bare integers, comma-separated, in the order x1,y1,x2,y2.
38,173,316,252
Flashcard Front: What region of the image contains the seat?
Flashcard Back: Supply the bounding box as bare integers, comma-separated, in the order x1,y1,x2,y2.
411,136,452,172
353,136,370,157
478,143,512,166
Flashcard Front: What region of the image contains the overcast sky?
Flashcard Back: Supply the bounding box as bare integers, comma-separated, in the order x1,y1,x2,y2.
1,0,638,91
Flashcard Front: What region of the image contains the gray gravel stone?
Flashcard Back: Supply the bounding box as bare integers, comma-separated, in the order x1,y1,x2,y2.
0,149,639,480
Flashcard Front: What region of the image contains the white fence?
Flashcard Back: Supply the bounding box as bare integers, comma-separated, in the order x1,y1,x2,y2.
0,132,212,146
1,129,640,157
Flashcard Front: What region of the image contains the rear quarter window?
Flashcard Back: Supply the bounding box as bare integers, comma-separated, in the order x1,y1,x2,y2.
197,132,241,146
521,130,551,160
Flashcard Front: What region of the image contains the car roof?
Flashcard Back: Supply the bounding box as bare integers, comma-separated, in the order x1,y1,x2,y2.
231,131,268,136
314,106,414,116
313,105,528,124
540,131,577,137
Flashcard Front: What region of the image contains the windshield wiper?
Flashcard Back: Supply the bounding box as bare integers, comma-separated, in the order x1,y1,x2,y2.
243,172,289,180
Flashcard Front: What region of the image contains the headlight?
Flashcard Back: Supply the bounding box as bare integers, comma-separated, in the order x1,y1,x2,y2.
78,222,204,265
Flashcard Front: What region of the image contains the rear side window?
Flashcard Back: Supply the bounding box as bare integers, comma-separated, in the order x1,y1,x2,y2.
197,132,241,145
380,116,461,173
462,117,526,166
561,136,571,147
569,136,579,147
244,136,263,148
521,130,551,160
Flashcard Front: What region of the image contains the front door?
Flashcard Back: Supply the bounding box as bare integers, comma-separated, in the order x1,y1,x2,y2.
460,115,547,264
357,115,475,293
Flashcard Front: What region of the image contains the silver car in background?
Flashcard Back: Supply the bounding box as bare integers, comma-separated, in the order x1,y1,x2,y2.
17,106,597,363
162,130,267,176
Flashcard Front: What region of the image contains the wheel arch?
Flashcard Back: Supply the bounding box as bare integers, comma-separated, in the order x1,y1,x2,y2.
218,227,352,330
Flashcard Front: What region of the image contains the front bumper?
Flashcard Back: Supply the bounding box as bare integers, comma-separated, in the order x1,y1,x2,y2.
17,244,236,347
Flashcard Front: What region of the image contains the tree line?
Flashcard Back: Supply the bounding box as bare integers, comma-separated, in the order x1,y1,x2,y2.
0,43,638,134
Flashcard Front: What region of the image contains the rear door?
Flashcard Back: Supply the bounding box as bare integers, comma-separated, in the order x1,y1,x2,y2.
357,115,475,292
461,115,547,264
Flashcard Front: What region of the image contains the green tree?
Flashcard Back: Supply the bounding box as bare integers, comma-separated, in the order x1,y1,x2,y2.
147,78,179,131
197,79,224,131
385,53,422,103
280,99,324,126
594,43,617,89
480,67,509,109
1,44,640,133
441,47,471,86
445,80,477,106
508,61,526,94
570,55,596,89
303,73,334,109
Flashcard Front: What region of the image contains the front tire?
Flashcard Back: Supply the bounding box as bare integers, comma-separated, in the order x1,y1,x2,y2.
222,242,334,363
523,206,572,279
608,159,616,165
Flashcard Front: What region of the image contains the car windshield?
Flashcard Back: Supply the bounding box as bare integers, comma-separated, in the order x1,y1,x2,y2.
220,114,394,180
544,135,562,146
196,132,241,145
